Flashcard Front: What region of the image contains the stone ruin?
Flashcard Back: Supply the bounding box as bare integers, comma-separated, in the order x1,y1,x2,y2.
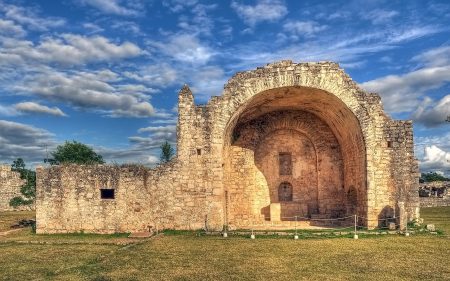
35,61,420,234
419,181,449,198
419,181,450,208
0,165,26,211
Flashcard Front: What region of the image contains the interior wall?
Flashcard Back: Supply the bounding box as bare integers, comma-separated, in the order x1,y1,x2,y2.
224,110,348,226
254,129,319,219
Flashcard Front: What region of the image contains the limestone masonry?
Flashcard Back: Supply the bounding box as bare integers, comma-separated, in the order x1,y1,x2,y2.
36,61,420,234
0,165,26,211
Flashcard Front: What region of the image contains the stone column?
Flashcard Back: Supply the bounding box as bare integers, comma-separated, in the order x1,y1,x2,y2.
398,201,407,231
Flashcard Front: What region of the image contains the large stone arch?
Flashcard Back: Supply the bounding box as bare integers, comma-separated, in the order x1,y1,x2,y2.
213,61,380,228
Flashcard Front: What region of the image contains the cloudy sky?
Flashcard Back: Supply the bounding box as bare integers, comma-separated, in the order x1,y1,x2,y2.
0,0,449,175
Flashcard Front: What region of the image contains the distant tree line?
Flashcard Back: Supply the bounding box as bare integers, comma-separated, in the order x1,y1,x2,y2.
420,172,450,183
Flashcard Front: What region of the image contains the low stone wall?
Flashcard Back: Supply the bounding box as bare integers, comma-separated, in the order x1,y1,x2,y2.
36,163,224,234
0,165,26,211
419,197,450,208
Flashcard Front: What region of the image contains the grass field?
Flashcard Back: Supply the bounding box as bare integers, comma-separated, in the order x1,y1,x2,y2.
0,207,449,281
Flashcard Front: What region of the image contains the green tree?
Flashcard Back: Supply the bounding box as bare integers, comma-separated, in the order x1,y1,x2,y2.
11,158,26,171
420,172,450,183
45,141,104,165
9,158,36,208
160,141,175,163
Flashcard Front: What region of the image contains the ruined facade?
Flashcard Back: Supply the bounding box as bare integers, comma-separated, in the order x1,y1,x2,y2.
0,165,26,211
36,61,420,234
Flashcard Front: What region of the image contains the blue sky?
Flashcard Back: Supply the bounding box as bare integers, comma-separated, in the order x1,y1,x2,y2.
0,0,449,175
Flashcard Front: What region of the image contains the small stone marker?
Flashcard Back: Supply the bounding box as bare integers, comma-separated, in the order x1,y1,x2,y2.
388,222,396,230
426,224,435,231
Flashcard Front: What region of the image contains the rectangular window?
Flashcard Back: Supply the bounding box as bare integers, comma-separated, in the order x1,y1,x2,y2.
197,148,202,155
100,189,115,199
279,152,292,175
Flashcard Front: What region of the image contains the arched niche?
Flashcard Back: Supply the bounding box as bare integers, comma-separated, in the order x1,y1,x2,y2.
222,86,366,226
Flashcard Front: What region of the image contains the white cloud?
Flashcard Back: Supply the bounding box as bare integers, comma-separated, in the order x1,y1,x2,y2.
176,4,217,36
147,155,160,165
138,125,176,134
363,45,450,123
17,69,155,118
110,21,142,35
327,11,351,20
0,3,65,31
14,102,67,117
412,46,450,67
83,22,104,34
231,0,288,26
163,0,199,12
127,125,177,156
189,66,227,98
227,24,442,71
0,34,141,67
283,21,327,37
152,118,177,124
361,66,450,113
0,19,26,37
0,104,17,116
136,124,176,143
148,34,214,65
45,34,140,65
124,63,178,88
77,0,142,16
412,95,450,127
363,9,398,24
0,120,56,164
420,145,450,176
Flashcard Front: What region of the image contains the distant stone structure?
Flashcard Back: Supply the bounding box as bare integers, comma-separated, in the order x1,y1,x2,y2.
36,61,420,234
419,181,449,198
419,181,449,207
0,165,26,211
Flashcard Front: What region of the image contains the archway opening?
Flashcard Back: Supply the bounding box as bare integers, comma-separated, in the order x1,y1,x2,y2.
223,86,366,228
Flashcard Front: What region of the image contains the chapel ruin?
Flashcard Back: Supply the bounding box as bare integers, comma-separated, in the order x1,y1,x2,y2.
0,165,26,211
36,61,420,233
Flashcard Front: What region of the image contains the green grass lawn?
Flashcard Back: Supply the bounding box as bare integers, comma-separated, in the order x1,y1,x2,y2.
0,210,34,232
421,206,450,234
0,207,449,281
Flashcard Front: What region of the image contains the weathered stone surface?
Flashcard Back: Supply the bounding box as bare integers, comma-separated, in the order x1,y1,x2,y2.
0,165,27,211
419,197,450,207
419,181,449,197
419,181,449,207
388,222,396,230
426,224,436,231
36,61,420,233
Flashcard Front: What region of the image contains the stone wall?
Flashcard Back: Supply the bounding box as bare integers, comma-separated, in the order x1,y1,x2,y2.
36,61,420,233
36,163,223,234
0,165,26,211
419,197,450,207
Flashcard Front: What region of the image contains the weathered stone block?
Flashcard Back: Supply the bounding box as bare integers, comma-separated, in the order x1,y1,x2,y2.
270,203,281,222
